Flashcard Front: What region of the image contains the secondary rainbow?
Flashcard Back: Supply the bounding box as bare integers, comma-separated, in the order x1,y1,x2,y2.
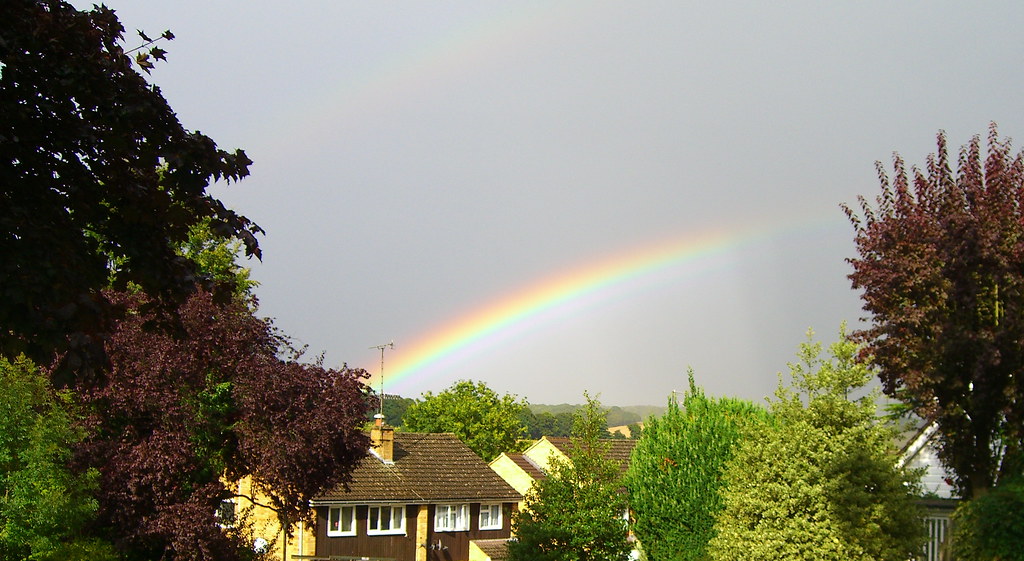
378,224,768,393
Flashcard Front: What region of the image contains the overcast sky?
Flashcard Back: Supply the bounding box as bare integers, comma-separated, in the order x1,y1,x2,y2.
102,2,1024,406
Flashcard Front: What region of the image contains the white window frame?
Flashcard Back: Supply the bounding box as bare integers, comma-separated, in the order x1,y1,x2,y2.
434,503,470,532
326,505,356,537
478,503,503,530
367,505,406,536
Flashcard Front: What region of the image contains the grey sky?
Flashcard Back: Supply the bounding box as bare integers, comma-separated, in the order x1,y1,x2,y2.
105,2,1024,406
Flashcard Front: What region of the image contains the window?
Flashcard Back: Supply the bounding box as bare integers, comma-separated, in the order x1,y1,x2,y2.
479,504,503,530
367,505,406,535
434,504,469,532
327,506,356,537
216,499,237,528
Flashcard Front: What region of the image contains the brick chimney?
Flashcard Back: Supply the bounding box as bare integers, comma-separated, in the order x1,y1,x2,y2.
370,413,395,463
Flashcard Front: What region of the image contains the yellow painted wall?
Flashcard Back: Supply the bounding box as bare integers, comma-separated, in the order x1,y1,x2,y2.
468,540,489,561
488,453,535,497
416,505,429,561
233,477,315,560
522,437,567,473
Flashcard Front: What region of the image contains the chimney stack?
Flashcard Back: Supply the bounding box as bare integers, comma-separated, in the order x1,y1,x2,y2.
370,413,394,463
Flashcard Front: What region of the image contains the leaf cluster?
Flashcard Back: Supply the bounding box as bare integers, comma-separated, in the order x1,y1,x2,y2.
707,329,924,561
951,476,1024,560
0,356,119,561
508,395,632,561
1,1,262,385
625,372,768,561
402,380,528,461
76,291,372,561
844,124,1024,497
520,409,575,438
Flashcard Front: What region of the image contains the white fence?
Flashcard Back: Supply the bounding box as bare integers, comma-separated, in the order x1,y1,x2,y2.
920,514,949,561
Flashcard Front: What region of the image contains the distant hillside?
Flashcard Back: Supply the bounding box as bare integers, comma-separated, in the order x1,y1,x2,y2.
529,403,665,425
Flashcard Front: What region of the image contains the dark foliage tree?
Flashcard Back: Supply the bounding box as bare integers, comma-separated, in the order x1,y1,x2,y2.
844,124,1024,498
508,394,631,561
403,380,528,461
626,374,768,561
1,1,262,385
76,290,372,561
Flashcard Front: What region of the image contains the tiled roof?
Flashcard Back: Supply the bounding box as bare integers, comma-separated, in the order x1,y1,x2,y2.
507,453,545,480
544,437,636,472
472,538,511,561
316,432,521,503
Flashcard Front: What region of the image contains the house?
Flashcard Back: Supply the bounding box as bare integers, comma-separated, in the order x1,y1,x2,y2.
307,418,521,561
490,436,635,499
899,421,957,499
490,436,638,559
899,420,960,561
216,476,316,559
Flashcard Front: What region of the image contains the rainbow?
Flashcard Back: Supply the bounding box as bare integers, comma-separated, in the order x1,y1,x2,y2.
373,218,838,394
248,4,576,150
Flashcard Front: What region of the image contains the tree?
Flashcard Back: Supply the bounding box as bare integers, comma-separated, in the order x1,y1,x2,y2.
951,476,1024,560
402,380,527,461
76,290,372,561
605,407,642,427
508,394,632,561
0,356,118,561
179,218,260,303
374,394,415,427
626,373,768,561
707,329,924,561
844,124,1024,499
1,1,262,385
522,409,576,438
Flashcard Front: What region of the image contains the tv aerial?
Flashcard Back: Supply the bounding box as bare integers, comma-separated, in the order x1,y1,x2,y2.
370,341,394,418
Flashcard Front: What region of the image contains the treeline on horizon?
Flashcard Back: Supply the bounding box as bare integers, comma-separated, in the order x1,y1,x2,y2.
376,393,663,438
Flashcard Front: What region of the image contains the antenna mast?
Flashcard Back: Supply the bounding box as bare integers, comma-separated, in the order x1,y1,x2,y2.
370,341,394,418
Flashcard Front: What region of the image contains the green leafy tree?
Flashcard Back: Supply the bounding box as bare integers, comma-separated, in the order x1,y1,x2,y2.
376,394,415,427
508,394,632,561
626,373,768,561
606,407,642,427
0,356,118,561
402,380,527,460
2,1,262,385
521,409,575,438
951,476,1024,560
844,124,1024,498
707,328,924,561
179,218,259,303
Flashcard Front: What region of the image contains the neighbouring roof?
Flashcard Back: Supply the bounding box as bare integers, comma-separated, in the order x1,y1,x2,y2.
506,453,545,481
543,437,636,472
472,538,511,561
315,432,521,504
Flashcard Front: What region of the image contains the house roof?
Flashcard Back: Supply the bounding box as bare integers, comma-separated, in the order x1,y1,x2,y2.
315,432,521,504
506,453,545,480
472,538,511,561
543,437,636,473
